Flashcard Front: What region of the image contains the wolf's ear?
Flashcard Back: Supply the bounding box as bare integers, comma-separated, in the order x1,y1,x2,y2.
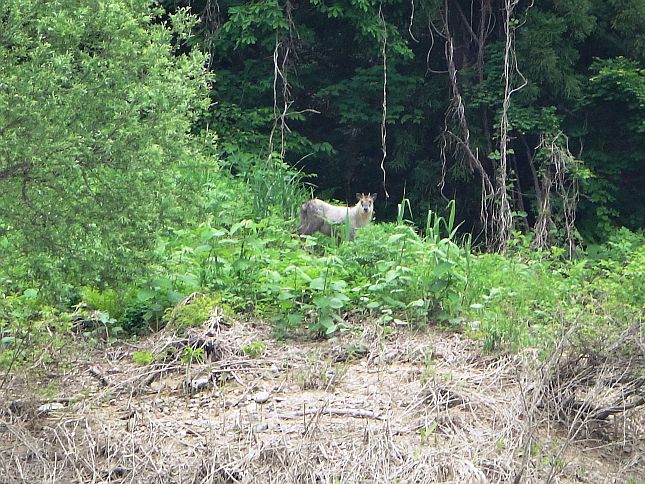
356,193,362,201
370,193,378,201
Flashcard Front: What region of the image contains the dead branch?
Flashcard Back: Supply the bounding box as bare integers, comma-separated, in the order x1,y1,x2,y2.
87,366,111,387
532,132,580,254
453,0,480,46
588,397,645,421
276,407,382,419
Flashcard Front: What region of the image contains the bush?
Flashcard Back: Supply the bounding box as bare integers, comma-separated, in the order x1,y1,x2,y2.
80,288,123,321
0,289,72,370
0,0,214,296
154,188,470,337
463,230,644,353
164,295,221,333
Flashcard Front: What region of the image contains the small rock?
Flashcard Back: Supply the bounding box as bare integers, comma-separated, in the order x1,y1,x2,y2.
253,423,269,433
150,381,165,392
191,378,211,392
37,402,65,414
105,466,129,479
253,391,271,404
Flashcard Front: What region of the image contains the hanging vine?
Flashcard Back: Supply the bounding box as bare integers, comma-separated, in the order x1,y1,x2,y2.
199,0,222,70
267,0,296,160
378,4,389,199
493,0,523,251
533,133,580,256
437,0,494,245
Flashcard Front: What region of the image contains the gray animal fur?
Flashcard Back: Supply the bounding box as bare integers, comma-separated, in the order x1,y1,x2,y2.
297,193,377,241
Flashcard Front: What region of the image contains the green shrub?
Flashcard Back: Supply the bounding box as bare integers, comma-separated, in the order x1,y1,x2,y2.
164,295,220,332
180,347,206,365
241,340,267,357
80,287,123,321
132,350,154,366
150,191,471,337
0,289,72,369
463,230,644,353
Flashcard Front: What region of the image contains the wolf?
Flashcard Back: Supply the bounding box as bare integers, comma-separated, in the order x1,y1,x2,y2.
297,193,377,241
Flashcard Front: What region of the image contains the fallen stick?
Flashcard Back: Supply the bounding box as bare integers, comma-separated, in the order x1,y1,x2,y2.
589,397,645,421
276,408,382,419
88,366,112,386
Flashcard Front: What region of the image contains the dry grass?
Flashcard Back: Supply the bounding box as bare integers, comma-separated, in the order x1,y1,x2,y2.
1,313,643,483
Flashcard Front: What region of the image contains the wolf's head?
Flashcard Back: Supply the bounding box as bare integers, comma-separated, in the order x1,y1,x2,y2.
355,193,377,215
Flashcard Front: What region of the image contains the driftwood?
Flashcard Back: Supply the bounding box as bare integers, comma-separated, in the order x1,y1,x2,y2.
588,397,645,421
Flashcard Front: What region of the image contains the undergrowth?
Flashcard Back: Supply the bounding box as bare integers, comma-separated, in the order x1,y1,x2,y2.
464,232,644,353
1,158,643,371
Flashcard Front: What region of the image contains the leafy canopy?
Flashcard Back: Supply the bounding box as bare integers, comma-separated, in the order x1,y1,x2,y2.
0,0,214,292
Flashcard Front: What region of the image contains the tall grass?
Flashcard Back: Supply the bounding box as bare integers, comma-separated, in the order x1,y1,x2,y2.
231,152,308,220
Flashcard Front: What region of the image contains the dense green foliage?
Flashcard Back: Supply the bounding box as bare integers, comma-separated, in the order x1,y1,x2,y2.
2,161,642,368
178,0,643,242
0,0,214,293
465,231,644,352
0,1,642,372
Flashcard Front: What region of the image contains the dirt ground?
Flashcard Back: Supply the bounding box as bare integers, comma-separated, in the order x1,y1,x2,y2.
1,310,643,483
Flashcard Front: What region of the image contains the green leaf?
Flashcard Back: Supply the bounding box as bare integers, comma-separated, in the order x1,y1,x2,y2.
408,299,426,308
177,274,200,289
287,313,304,326
309,277,326,290
194,245,212,255
313,295,331,309
328,296,347,309
278,290,295,300
433,262,453,278
136,289,155,302
23,289,39,299
384,270,399,283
